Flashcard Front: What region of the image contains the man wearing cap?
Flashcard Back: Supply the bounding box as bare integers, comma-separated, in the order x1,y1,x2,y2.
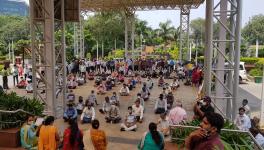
63,102,78,122
194,96,214,120
234,107,251,131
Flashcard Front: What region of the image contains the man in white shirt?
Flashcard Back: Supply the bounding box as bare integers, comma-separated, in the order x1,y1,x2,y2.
132,100,144,123
81,103,95,124
119,84,130,96
250,127,264,148
234,107,251,131
155,94,167,114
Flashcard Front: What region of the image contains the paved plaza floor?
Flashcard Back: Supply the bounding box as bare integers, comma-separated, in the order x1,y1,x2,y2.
4,77,199,150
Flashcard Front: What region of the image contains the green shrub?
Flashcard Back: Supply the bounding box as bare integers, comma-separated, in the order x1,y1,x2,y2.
0,64,4,71
255,58,264,69
249,68,262,76
0,92,44,129
172,120,254,150
240,57,260,64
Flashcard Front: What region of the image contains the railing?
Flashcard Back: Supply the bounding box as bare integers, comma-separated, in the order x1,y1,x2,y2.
169,125,263,150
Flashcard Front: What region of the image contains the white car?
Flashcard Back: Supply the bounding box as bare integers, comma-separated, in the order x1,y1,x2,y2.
224,62,248,83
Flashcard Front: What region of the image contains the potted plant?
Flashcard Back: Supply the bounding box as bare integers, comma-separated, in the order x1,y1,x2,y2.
249,68,262,83
0,92,44,148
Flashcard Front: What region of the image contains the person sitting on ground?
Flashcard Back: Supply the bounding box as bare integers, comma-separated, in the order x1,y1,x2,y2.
249,127,264,148
76,74,85,86
119,84,130,96
185,112,224,150
110,92,120,106
94,76,102,86
132,100,144,123
99,96,111,114
20,115,39,149
137,93,145,109
157,113,170,136
234,107,251,131
193,96,214,120
168,101,187,125
26,80,33,93
170,78,180,91
105,102,121,124
138,122,165,150
169,70,177,79
81,103,95,124
158,76,165,87
67,90,75,102
120,106,137,132
87,90,99,106
166,91,174,110
161,87,168,98
155,94,167,114
136,74,142,84
141,83,150,101
76,96,84,115
146,76,154,90
63,102,78,122
118,73,125,83
67,77,77,89
87,72,95,80
105,79,112,91
241,99,251,116
17,77,27,89
97,83,106,95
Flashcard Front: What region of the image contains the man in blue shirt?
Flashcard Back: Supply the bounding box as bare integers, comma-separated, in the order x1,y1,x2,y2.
63,103,77,122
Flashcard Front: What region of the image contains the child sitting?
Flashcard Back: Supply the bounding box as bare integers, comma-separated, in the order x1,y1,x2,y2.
97,83,106,95
119,84,130,96
87,72,95,80
26,80,33,93
158,76,165,87
17,77,27,89
170,78,180,91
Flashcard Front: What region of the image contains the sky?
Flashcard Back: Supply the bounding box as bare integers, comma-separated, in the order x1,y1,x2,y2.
23,0,264,29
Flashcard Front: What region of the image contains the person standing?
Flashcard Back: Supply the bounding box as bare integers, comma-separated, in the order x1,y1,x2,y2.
2,66,9,89
234,107,251,131
12,64,19,86
63,119,84,150
38,116,60,150
138,122,164,150
83,119,107,150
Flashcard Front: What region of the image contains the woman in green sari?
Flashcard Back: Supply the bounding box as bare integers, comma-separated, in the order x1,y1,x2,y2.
20,116,39,150
138,122,165,150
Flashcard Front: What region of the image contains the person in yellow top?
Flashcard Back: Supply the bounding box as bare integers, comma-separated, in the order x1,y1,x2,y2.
38,116,60,150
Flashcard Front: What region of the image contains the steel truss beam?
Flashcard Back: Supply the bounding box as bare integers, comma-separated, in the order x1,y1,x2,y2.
204,0,242,120
179,6,190,61
124,10,135,59
74,16,84,58
30,0,66,117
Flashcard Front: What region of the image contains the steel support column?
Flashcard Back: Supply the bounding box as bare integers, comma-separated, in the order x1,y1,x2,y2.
74,17,84,58
30,0,66,117
124,10,135,59
205,0,242,119
179,6,190,61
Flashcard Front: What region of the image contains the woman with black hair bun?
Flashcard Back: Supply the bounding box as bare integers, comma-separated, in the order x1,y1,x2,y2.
138,122,165,150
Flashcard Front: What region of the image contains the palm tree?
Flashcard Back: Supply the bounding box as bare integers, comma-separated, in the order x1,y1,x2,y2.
157,20,176,45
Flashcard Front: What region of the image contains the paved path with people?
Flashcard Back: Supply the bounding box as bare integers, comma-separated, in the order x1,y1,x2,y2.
6,77,198,150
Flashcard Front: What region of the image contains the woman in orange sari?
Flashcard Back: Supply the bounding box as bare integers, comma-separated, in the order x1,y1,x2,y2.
38,116,60,150
83,119,107,150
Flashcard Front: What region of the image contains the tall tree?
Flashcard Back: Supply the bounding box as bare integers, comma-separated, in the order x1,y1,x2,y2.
157,20,175,45
242,14,264,45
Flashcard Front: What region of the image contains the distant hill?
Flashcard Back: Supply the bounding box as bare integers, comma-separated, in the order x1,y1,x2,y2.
0,0,28,16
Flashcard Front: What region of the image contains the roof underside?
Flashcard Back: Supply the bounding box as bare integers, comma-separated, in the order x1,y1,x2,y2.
80,0,205,11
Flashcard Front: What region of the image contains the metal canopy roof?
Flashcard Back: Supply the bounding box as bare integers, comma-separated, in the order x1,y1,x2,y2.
80,0,205,11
